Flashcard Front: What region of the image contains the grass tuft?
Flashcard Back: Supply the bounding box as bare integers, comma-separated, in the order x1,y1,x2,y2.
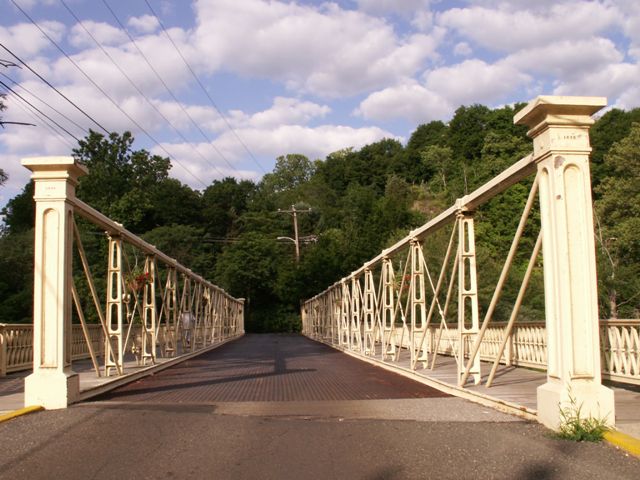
555,395,609,442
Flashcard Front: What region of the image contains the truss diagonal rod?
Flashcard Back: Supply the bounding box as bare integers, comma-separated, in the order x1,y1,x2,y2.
413,222,458,366
73,220,122,374
71,283,101,376
486,230,543,387
430,245,460,369
460,175,539,385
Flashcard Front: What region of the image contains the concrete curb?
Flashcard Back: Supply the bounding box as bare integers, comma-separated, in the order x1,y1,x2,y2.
604,430,640,458
0,405,43,424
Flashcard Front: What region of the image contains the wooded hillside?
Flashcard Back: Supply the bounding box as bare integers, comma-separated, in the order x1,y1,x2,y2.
1,103,639,332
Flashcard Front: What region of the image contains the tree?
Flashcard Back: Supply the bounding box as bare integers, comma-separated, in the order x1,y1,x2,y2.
448,104,492,163
0,228,34,322
73,130,173,232
202,177,255,237
590,108,640,185
401,121,449,182
421,145,456,194
1,180,35,233
595,122,640,318
261,154,314,194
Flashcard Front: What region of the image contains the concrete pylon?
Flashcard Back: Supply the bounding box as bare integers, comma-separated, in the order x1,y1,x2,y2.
22,157,87,409
515,96,615,429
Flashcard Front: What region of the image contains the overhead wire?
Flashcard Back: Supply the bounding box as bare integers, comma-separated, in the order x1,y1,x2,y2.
0,83,77,149
143,0,267,174
0,41,110,135
10,0,207,188
60,0,230,181
0,79,81,141
101,0,246,180
0,72,89,135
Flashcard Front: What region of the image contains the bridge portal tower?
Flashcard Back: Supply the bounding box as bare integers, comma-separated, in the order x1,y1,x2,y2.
515,96,615,429
22,157,87,409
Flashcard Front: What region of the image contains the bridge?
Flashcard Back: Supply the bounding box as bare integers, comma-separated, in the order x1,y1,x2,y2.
1,96,639,476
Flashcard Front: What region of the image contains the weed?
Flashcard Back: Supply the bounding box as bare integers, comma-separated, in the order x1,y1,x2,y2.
555,395,609,442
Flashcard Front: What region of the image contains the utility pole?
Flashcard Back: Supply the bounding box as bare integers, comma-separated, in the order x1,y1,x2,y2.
277,205,311,263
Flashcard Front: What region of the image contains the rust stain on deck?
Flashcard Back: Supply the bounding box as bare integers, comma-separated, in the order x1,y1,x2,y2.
94,334,449,403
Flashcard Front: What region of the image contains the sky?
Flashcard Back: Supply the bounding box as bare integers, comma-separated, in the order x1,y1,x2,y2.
1,0,639,210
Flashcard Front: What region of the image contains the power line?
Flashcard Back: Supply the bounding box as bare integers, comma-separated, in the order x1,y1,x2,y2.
0,41,109,135
11,0,207,188
144,0,267,174
59,0,229,182
0,83,76,149
101,0,246,180
0,79,81,141
0,72,89,135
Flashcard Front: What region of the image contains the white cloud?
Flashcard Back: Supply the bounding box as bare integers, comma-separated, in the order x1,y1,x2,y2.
191,0,441,97
239,97,330,129
10,0,56,10
154,123,397,187
438,2,619,53
0,154,32,211
0,21,65,58
126,15,160,34
355,0,430,15
503,38,623,81
424,59,531,107
68,21,128,49
453,42,472,57
553,62,640,102
214,123,398,164
356,82,453,123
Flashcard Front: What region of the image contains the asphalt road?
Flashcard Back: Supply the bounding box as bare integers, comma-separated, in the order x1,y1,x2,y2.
0,335,638,479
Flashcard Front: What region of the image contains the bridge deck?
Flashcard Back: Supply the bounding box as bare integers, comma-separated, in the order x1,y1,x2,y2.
95,334,448,403
1,334,638,440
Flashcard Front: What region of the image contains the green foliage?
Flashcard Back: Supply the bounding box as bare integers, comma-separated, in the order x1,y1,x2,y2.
594,122,640,318
555,395,609,442
74,130,173,233
2,102,640,331
0,229,34,323
1,180,34,233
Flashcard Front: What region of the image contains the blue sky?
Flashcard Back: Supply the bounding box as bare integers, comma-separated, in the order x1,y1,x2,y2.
1,0,639,209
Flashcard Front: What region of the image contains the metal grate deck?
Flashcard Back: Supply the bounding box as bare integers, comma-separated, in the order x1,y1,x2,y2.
94,334,449,403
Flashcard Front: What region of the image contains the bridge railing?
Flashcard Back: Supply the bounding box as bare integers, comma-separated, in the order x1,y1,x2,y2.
1,324,103,376
302,96,617,429
20,157,244,409
381,320,639,386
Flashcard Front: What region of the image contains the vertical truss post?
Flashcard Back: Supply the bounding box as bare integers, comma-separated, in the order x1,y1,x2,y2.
105,235,125,376
409,239,427,367
238,298,245,335
363,269,376,355
23,157,86,409
515,96,614,429
457,208,481,385
349,277,362,351
141,255,157,365
179,274,191,351
340,280,350,346
163,267,178,357
381,257,396,359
